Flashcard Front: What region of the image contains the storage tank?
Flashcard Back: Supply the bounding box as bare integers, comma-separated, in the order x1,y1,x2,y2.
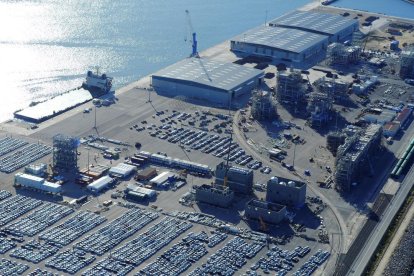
288,181,296,187
269,176,278,184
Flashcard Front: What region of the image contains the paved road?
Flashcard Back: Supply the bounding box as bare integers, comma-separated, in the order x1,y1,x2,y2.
348,165,414,275
231,110,346,261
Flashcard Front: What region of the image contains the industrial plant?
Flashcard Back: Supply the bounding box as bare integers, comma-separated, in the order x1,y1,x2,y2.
334,124,383,192
276,69,307,105
400,45,414,79
1,4,414,276
52,134,79,172
250,89,277,120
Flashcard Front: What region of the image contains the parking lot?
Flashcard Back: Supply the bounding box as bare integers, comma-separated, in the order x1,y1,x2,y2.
0,187,333,275
0,70,346,276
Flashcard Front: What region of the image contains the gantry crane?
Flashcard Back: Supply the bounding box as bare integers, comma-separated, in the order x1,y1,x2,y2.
185,10,199,58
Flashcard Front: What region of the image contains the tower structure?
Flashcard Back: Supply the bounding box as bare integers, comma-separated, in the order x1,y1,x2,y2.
53,134,79,171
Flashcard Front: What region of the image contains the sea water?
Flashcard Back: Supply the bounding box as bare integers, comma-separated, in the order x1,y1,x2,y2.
0,0,311,122
1,0,413,122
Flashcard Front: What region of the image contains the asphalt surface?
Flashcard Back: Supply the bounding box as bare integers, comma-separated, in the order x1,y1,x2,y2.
231,110,346,272
347,165,414,275
334,193,392,276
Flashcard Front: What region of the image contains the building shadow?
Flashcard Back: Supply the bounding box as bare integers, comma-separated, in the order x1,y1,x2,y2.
309,111,350,137
338,146,396,213
15,188,63,203
292,205,322,230
196,201,242,224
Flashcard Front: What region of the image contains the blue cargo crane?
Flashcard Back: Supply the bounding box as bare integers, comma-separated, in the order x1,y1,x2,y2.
185,10,199,58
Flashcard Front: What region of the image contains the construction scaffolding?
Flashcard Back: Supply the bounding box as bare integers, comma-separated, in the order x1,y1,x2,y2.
307,91,333,127
399,45,414,79
314,77,350,103
276,69,306,104
53,134,79,171
334,124,382,192
327,43,361,65
250,89,277,120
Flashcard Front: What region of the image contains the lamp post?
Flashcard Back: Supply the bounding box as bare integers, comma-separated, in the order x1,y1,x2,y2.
94,106,97,130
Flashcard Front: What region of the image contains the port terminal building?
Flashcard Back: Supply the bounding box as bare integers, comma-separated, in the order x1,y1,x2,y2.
268,10,359,43
230,26,329,65
230,10,358,66
151,57,264,106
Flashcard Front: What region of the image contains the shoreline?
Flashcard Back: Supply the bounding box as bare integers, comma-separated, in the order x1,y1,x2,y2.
5,1,414,132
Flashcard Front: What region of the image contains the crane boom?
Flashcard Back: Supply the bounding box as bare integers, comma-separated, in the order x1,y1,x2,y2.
185,10,199,58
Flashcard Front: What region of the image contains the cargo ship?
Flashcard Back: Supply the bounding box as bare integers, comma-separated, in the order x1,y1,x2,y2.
82,70,113,97
14,71,113,123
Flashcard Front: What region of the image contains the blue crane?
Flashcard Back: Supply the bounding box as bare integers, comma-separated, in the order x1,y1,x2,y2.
185,9,199,58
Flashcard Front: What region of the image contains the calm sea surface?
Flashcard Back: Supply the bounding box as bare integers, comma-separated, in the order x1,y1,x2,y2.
0,0,412,122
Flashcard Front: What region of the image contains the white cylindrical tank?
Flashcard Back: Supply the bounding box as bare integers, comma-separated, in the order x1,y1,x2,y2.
270,177,278,184
288,181,296,187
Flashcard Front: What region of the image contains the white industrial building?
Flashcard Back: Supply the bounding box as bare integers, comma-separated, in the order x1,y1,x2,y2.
125,183,156,200
87,176,114,193
14,173,62,194
151,57,264,105
268,10,359,43
108,163,137,178
230,26,329,64
150,171,178,187
24,163,47,177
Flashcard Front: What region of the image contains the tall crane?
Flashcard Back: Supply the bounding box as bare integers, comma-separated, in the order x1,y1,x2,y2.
185,10,199,58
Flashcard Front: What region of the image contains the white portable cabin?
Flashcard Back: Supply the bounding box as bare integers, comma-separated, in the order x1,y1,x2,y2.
14,172,62,194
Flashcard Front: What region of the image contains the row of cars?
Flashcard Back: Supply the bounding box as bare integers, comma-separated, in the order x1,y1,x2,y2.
132,109,272,174
293,249,330,276
248,245,311,275
140,232,214,275
150,124,273,172
189,237,265,276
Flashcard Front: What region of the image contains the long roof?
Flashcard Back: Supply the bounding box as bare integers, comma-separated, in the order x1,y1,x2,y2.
15,88,92,122
232,26,328,54
152,57,263,92
269,10,358,36
88,176,113,191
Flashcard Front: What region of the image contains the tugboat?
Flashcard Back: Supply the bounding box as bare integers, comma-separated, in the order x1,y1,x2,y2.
82,68,113,97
